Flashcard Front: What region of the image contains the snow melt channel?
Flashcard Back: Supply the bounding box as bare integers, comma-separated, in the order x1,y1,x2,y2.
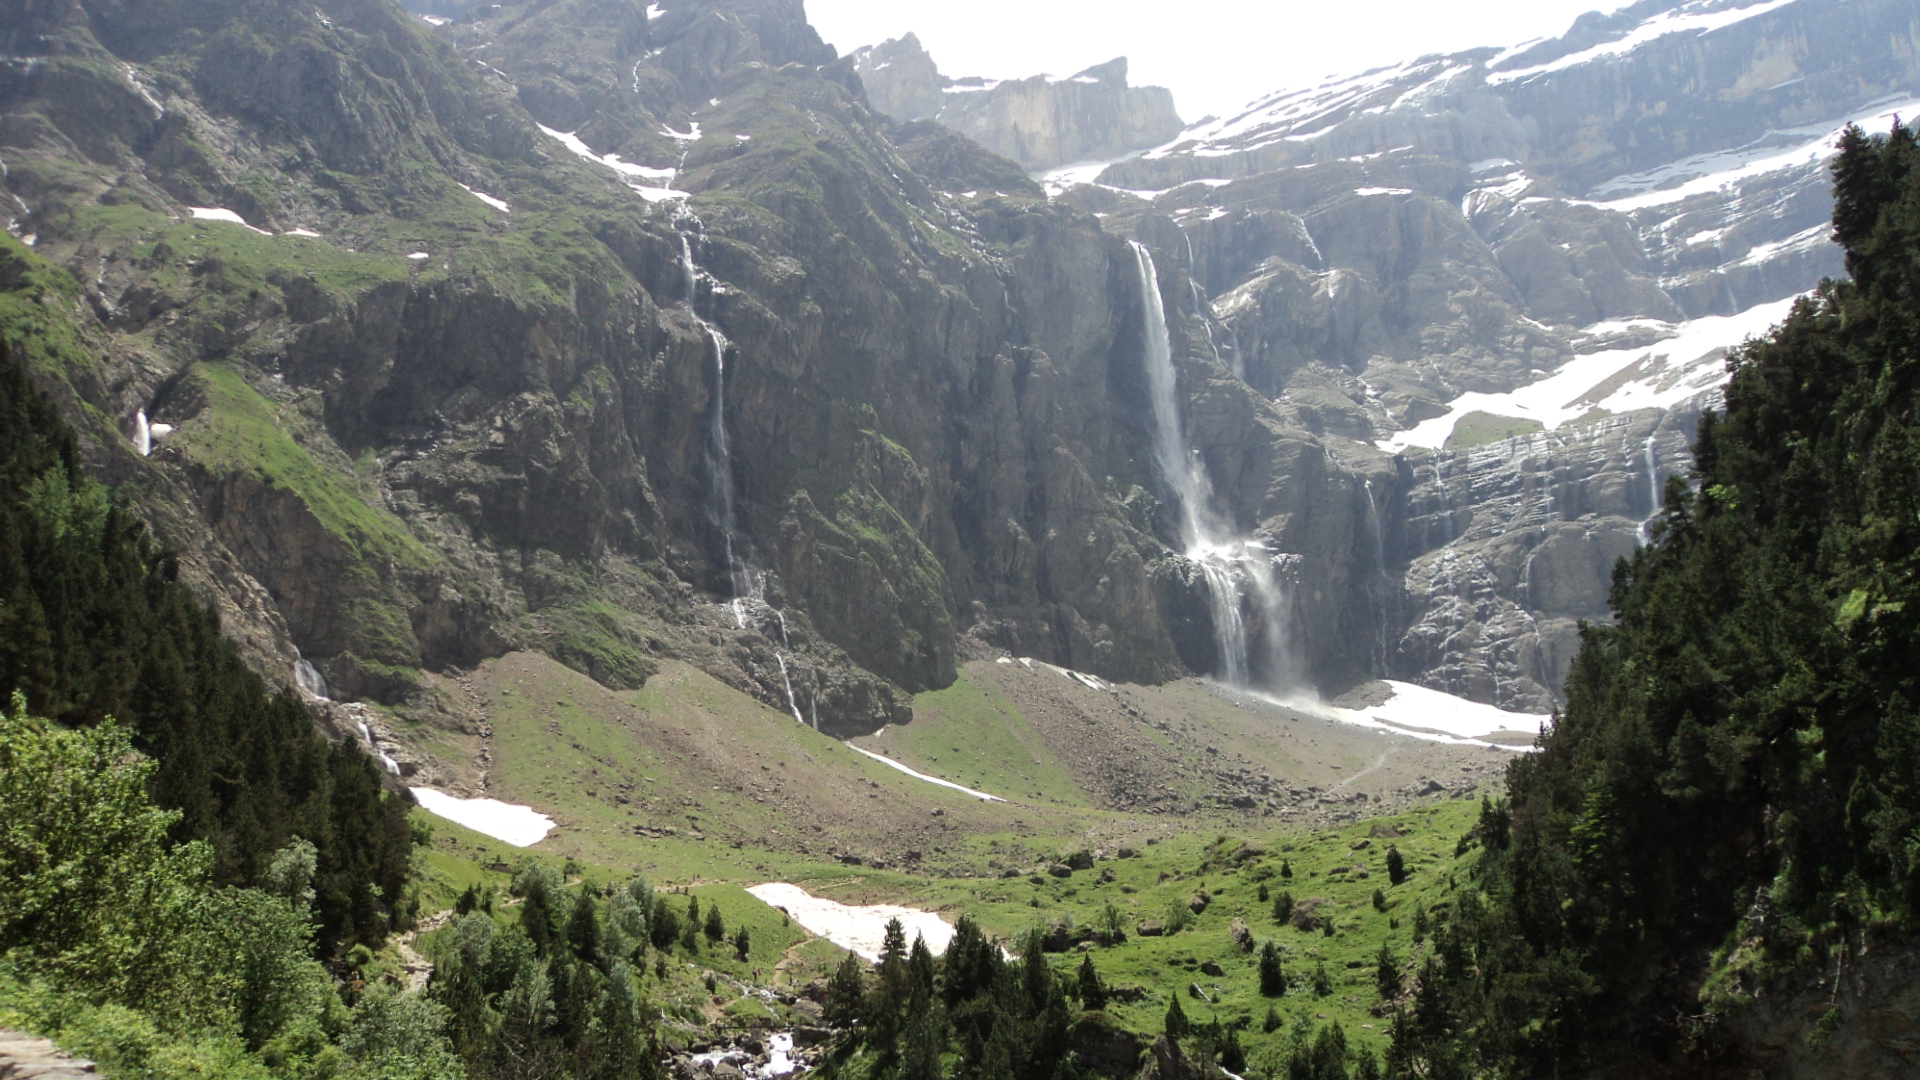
746,883,956,960
844,744,1006,802
410,789,555,847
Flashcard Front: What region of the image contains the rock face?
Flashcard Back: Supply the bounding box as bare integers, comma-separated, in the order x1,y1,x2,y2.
1060,0,1920,709
0,0,1912,739
0,0,1310,739
851,35,1184,172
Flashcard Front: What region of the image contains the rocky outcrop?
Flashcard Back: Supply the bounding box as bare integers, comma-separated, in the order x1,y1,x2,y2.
851,35,1183,172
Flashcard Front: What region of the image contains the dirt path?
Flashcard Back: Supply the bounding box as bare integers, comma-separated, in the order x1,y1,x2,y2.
0,1030,96,1079
395,910,451,991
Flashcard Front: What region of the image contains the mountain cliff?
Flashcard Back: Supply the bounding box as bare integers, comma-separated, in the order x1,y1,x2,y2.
1058,0,1920,709
0,0,1353,750
2,0,1913,748
850,35,1185,173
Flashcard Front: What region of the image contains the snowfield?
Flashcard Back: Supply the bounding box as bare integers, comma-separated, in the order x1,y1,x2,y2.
1379,295,1803,452
1316,681,1549,749
746,883,957,959
410,789,556,847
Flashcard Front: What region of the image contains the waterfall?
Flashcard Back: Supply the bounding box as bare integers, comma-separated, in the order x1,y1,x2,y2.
678,210,814,724
1637,431,1660,544
680,225,747,619
294,658,330,701
1362,481,1391,673
1132,241,1298,690
134,410,152,457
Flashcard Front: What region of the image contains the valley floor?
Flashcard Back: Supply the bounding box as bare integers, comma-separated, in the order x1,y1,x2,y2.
395,653,1526,1070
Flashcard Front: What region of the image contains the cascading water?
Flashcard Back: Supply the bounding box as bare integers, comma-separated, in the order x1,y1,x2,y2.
1637,431,1660,544
1131,241,1298,690
134,410,152,457
1362,480,1392,673
680,224,747,619
677,210,814,727
294,658,330,701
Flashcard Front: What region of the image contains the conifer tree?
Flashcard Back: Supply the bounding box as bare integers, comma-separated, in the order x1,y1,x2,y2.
1074,954,1108,1010
1258,941,1286,997
1164,992,1190,1041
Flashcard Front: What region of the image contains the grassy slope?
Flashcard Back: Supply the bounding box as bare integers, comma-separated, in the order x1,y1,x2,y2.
459,652,1114,881
404,647,1502,1066
865,671,1092,807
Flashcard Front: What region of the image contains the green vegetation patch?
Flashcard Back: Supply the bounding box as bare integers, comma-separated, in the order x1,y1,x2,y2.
173,362,431,570
885,672,1091,806
1443,410,1545,449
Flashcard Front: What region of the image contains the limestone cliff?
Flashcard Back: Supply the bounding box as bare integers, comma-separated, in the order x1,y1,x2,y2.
851,35,1184,173
0,0,1304,740
1062,0,1920,709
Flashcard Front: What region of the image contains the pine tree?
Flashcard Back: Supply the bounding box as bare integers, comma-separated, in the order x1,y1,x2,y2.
703,903,724,945
1258,941,1286,997
1374,944,1401,1000
1164,992,1190,1041
1273,890,1294,926
1074,954,1107,1010
1385,845,1407,886
825,951,865,1030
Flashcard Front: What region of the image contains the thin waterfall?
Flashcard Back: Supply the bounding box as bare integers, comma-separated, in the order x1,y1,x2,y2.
1131,241,1299,690
1637,431,1660,544
1362,480,1391,674
677,209,814,724
134,410,152,457
680,225,746,621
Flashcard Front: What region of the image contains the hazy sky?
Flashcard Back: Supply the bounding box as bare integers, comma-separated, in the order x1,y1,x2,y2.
805,0,1632,121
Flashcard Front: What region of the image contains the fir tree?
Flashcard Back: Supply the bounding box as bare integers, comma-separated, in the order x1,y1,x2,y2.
1074,954,1108,1010
1258,941,1286,997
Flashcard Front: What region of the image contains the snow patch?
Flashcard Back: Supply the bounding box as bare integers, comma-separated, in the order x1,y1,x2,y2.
1323,681,1548,746
407,251,431,260
189,207,270,235
1379,295,1803,452
1354,186,1412,197
1583,95,1920,211
746,883,956,960
539,124,690,201
1255,682,1547,749
411,789,556,847
283,228,322,238
645,3,664,20
1490,0,1805,85
844,744,1007,802
418,13,450,26
459,184,510,212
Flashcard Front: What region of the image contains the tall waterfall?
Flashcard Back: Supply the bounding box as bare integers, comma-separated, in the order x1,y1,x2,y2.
1131,242,1297,690
134,410,152,457
680,226,747,620
677,210,814,727
1637,431,1660,544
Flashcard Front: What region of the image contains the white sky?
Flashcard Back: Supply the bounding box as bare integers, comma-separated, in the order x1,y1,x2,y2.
806,0,1633,121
